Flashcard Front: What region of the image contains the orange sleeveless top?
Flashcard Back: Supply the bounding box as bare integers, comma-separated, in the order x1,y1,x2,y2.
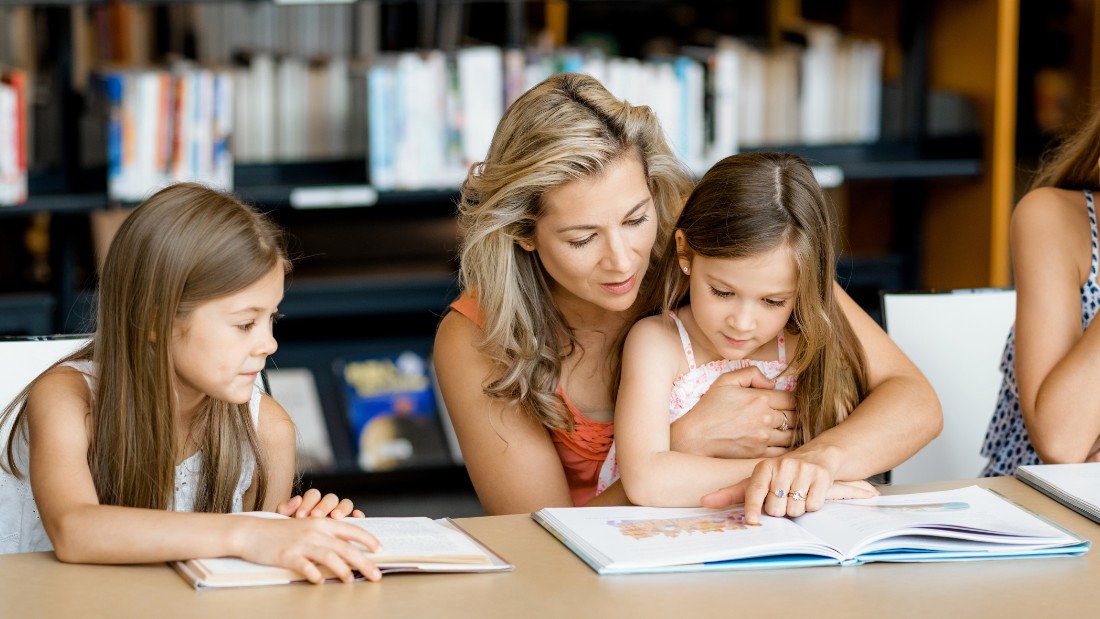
449,295,614,506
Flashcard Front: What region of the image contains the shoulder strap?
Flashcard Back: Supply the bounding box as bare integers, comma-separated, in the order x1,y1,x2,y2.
1086,190,1098,283
667,311,697,370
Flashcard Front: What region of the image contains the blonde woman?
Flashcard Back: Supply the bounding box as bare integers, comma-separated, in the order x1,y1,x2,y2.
434,74,940,515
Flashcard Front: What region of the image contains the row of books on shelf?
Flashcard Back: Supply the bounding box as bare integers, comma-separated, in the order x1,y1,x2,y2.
269,349,462,477
3,27,883,204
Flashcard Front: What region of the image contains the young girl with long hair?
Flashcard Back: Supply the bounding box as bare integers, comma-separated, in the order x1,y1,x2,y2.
612,153,935,522
0,183,381,583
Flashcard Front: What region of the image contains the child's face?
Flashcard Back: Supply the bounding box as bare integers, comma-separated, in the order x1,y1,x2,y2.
527,153,657,316
680,242,798,361
170,264,284,412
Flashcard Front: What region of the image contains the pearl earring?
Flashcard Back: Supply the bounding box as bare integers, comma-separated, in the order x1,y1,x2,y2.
682,266,689,274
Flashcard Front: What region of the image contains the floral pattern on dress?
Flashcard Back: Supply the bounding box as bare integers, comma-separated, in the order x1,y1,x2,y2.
597,312,797,494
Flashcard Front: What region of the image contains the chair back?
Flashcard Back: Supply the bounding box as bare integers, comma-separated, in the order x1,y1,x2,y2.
0,335,91,420
881,289,1016,484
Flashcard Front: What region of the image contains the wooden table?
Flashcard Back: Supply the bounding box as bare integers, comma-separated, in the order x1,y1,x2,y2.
4,477,1098,618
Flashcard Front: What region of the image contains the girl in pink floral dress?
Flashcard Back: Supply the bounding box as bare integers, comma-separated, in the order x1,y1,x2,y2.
602,153,882,517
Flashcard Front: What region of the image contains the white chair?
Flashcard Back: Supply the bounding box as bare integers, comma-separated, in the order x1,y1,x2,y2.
881,288,1016,484
0,336,90,417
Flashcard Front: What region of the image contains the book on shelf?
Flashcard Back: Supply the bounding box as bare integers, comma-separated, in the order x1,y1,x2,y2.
532,486,1088,575
262,367,334,474
172,512,512,589
334,349,453,472
1017,463,1100,525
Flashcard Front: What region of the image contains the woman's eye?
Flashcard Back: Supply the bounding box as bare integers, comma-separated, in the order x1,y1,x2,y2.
569,236,595,248
626,214,650,227
237,322,256,332
765,299,787,308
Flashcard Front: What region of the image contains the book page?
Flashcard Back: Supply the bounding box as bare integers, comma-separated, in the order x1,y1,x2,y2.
536,505,840,570
792,486,1077,558
352,517,491,564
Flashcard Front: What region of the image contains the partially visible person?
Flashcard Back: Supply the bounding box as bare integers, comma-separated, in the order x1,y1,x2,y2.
612,153,938,523
982,107,1100,475
434,73,798,515
0,183,380,584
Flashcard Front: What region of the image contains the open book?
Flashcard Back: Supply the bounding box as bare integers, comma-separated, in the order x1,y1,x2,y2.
1017,463,1100,525
173,514,512,589
532,486,1088,575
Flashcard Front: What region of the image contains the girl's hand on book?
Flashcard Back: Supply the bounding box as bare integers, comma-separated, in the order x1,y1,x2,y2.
700,456,879,524
278,488,366,519
238,516,383,584
670,366,795,459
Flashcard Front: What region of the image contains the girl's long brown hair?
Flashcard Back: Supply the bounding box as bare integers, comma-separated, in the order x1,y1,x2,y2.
3,183,289,512
643,152,868,445
1029,102,1100,192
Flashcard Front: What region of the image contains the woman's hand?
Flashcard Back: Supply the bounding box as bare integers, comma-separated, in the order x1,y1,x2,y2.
699,455,879,524
238,516,383,584
670,366,795,459
277,488,365,519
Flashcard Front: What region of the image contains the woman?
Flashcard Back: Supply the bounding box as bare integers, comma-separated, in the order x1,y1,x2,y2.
434,73,941,516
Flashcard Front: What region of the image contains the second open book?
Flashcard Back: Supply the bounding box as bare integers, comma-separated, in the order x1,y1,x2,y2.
173,514,512,589
533,486,1089,575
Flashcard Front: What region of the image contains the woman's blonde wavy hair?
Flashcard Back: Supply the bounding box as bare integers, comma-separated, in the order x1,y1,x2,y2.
2,182,288,513
646,153,868,446
456,73,693,431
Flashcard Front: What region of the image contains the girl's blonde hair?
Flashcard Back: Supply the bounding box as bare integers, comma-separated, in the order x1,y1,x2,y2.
651,152,868,445
3,182,289,513
1029,103,1100,192
457,72,693,431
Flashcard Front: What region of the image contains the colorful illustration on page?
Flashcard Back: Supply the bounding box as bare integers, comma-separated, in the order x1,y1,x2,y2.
608,510,749,540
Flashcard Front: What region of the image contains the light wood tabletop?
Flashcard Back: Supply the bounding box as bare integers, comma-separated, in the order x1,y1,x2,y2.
4,476,1098,618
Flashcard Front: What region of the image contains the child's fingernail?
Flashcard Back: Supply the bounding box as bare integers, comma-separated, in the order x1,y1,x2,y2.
371,569,381,580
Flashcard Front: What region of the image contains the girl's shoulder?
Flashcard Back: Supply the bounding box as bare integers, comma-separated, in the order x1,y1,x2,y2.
24,364,93,427
1013,187,1088,231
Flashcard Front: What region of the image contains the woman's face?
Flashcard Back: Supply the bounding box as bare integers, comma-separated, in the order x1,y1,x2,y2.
526,153,658,315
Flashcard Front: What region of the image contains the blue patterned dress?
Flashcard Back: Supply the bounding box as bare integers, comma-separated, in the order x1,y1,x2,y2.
981,190,1100,476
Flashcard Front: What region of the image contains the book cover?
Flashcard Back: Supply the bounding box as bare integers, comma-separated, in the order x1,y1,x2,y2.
173,514,512,589
335,350,451,472
1017,463,1100,525
533,486,1088,575
263,367,334,474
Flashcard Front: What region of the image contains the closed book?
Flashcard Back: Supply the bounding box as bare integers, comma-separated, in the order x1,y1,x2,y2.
1017,463,1100,525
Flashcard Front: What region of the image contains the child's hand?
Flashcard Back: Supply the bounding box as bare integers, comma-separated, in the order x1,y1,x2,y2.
238,516,382,584
699,456,879,524
277,488,365,519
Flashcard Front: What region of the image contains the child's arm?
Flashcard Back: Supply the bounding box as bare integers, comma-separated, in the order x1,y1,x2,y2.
1012,188,1100,462
616,316,764,507
247,394,365,518
28,368,380,582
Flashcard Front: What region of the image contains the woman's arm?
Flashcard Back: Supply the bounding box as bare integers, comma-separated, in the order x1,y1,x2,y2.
28,368,380,582
434,310,580,515
1012,188,1100,462
616,317,764,507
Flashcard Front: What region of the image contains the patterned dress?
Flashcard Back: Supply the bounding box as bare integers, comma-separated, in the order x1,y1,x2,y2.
981,190,1100,476
596,311,797,493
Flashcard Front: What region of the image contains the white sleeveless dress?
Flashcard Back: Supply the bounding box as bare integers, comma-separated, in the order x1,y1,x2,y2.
0,359,260,553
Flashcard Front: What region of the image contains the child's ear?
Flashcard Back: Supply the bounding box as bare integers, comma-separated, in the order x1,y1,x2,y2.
674,230,692,274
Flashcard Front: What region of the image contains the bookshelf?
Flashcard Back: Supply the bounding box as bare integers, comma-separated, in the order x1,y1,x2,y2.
0,0,1053,511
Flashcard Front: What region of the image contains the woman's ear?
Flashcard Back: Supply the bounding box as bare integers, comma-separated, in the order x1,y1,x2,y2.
518,239,536,252
674,230,691,275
